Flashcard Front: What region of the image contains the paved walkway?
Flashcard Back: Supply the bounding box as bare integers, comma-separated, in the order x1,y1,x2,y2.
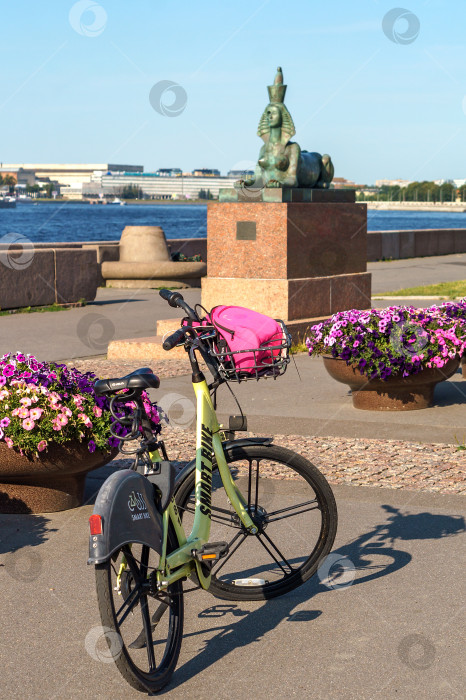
0,485,464,699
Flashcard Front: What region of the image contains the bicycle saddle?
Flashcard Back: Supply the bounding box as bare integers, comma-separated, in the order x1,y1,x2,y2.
94,367,160,395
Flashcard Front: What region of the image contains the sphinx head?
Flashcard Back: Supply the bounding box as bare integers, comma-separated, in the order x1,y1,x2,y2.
265,104,283,128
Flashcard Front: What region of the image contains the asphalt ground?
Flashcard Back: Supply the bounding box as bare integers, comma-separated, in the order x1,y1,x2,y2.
0,484,464,700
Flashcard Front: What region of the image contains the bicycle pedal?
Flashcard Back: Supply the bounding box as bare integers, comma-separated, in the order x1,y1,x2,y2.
192,541,229,563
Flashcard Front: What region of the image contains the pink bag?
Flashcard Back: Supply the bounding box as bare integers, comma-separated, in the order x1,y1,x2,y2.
209,306,286,374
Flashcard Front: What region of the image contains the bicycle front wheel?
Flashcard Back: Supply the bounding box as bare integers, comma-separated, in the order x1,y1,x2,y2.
175,443,337,601
94,532,183,693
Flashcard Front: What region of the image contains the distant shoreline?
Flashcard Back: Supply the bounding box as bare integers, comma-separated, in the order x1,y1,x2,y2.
23,199,466,213
31,198,208,205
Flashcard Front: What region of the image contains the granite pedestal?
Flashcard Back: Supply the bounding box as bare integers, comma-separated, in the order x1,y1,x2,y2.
201,191,371,340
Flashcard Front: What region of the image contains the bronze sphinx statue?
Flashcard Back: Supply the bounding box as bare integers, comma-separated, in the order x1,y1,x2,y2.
237,67,334,190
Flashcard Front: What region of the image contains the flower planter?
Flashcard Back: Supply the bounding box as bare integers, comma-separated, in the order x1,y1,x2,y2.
0,441,118,514
323,355,460,411
461,357,466,378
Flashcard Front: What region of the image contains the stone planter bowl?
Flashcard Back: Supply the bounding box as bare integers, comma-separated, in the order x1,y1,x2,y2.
323,355,460,411
0,441,118,514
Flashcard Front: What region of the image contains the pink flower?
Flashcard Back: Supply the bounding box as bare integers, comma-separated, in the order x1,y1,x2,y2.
5,436,13,448
58,413,68,426
20,397,32,407
78,413,92,428
0,417,10,428
37,440,47,452
17,407,29,419
0,427,3,440
62,407,72,417
93,406,102,417
52,418,62,431
22,418,35,431
29,408,43,420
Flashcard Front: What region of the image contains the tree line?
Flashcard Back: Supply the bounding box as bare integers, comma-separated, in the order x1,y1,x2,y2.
358,181,466,202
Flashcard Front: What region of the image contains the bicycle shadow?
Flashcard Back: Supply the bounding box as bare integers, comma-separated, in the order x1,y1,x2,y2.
169,505,465,689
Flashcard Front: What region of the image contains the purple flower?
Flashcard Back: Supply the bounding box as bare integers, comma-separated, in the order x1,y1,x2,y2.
2,364,15,377
88,440,97,453
0,417,10,428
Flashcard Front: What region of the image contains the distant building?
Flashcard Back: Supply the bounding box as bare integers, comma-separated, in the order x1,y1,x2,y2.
0,163,143,188
374,179,411,188
155,168,182,177
84,172,237,200
332,177,365,189
0,167,36,186
227,169,255,178
192,168,220,177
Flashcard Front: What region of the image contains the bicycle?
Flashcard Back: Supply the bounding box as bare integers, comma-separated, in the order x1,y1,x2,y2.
88,290,338,693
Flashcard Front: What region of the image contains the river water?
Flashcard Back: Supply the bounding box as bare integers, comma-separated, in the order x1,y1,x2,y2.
0,202,465,243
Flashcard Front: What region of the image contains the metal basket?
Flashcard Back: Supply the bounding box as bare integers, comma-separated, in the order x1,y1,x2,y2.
206,320,292,382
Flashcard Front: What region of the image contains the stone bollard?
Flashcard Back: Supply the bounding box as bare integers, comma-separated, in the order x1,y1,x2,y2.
102,225,207,289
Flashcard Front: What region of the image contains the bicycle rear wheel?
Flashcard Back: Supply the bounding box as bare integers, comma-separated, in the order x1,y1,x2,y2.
94,530,183,693
175,444,337,601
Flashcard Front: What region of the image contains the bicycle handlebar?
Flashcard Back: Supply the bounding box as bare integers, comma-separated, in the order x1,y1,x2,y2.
159,289,199,322
162,328,186,351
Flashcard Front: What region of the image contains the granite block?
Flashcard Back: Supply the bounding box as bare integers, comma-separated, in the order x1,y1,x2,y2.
454,229,466,254
367,232,382,261
287,278,332,319
286,203,367,277
202,272,372,321
107,336,186,361
0,249,55,309
54,249,100,304
219,187,356,203
414,230,438,257
381,231,400,260
207,201,367,280
437,229,455,256
329,272,372,315
399,230,415,259
207,203,288,279
202,277,289,319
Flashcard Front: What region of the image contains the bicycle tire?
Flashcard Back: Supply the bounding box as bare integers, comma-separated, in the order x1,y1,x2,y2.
94,526,183,693
175,443,337,601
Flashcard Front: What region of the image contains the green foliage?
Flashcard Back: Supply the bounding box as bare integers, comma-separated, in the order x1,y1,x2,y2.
198,188,214,200
121,185,142,199
362,180,459,202
380,280,466,299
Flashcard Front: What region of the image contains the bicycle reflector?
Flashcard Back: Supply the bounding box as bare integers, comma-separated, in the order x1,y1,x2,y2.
89,514,103,536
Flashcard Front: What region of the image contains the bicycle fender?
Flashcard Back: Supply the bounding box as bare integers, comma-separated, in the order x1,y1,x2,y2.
174,437,274,489
88,469,163,565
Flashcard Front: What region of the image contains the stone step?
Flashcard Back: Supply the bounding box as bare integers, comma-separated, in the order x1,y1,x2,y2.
107,335,186,361
156,318,185,337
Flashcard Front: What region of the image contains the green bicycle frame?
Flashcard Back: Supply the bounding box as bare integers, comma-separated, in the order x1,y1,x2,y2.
153,376,257,590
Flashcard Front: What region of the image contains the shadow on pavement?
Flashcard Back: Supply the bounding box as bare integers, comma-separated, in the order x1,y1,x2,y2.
435,379,466,406
87,299,143,306
170,504,465,688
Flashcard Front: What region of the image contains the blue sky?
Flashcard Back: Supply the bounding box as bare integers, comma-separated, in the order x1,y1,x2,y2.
0,0,464,184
